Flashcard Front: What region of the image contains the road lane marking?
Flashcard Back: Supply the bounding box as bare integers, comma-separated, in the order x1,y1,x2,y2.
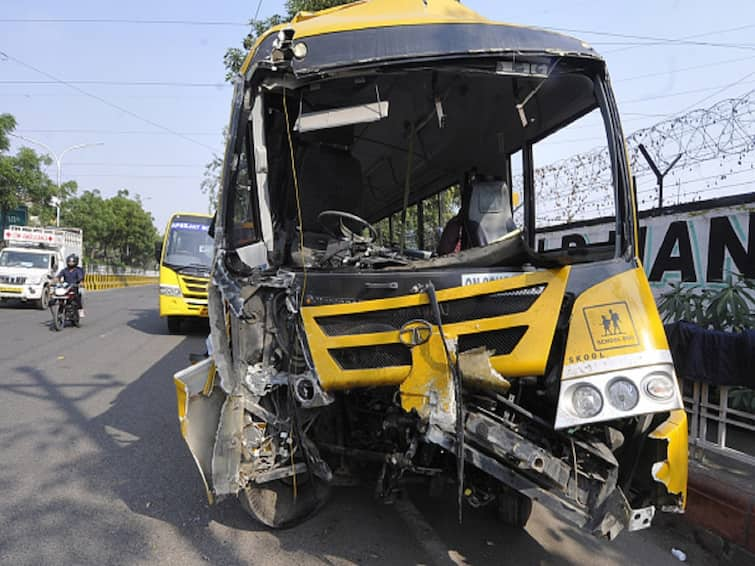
394,497,469,566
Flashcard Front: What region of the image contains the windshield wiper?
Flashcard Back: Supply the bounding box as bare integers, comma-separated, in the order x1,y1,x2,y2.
164,260,211,272
176,263,211,274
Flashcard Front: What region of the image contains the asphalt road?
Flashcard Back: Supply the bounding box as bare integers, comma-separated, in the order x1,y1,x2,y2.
0,286,717,565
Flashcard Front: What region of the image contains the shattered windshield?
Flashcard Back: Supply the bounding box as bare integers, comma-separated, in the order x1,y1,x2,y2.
225,56,625,272
0,250,50,269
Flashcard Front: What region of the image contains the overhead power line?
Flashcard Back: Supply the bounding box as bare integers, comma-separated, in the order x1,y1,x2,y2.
15,129,218,136
0,49,216,152
617,54,755,83
674,69,755,115
0,80,231,88
70,173,202,179
621,74,755,105
66,161,206,168
590,40,755,51
550,23,755,51
0,18,248,26
0,93,218,100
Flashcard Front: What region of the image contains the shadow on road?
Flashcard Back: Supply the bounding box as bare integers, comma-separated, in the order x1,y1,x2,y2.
71,333,431,565
0,299,38,310
0,304,626,565
126,307,210,337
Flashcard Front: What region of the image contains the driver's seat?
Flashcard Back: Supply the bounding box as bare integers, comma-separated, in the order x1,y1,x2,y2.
464,179,517,247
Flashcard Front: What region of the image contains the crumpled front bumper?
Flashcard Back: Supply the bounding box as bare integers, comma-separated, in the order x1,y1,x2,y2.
649,409,688,510
174,357,224,503
429,407,687,539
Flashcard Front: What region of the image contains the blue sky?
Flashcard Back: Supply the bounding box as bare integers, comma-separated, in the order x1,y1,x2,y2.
2,0,754,229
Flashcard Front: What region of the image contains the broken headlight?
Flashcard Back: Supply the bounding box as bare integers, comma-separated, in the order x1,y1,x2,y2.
572,384,603,418
607,378,639,411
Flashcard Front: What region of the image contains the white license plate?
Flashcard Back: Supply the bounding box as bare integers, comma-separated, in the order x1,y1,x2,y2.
461,273,520,286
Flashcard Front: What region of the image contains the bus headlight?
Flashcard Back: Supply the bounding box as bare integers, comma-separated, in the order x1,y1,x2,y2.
644,373,675,401
607,378,639,411
556,357,684,429
572,384,603,418
160,284,182,297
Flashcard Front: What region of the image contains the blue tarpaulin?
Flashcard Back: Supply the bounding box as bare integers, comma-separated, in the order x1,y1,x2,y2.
665,321,755,387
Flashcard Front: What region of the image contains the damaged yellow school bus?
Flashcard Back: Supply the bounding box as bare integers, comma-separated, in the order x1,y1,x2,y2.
174,0,687,537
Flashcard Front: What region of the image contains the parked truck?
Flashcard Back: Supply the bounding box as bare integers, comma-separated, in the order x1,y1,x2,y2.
0,225,84,309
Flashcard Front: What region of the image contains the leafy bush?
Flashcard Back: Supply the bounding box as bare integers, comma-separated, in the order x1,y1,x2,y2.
659,274,755,415
729,386,755,413
658,274,755,333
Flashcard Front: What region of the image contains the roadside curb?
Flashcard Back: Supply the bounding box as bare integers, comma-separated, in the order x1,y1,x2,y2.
678,461,755,561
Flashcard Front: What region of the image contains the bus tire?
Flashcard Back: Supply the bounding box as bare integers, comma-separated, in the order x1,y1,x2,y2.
167,316,181,334
497,489,532,529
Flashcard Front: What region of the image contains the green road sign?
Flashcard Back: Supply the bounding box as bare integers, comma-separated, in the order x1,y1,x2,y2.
1,207,28,232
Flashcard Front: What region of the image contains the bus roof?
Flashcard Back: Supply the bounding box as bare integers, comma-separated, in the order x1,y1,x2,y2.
168,212,212,220
241,0,598,76
166,212,212,226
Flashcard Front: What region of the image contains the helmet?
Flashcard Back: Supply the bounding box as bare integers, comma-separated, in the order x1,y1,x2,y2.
66,254,79,268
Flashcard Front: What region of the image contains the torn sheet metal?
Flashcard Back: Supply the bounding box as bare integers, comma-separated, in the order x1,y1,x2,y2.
211,393,246,496
458,347,511,394
174,357,225,503
244,363,288,397
211,252,245,318
648,409,688,510
399,333,456,429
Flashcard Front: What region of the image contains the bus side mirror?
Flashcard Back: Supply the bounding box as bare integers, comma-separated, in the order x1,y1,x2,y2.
155,242,163,263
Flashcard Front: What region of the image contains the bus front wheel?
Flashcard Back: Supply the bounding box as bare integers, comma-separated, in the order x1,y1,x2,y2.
166,316,182,334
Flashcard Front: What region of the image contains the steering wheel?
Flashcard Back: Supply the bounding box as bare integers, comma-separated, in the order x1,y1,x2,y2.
317,210,378,243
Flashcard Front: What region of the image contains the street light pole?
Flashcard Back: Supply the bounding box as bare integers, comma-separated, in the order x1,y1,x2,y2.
9,134,104,226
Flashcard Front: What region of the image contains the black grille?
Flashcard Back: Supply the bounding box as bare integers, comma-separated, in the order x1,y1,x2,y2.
0,275,25,284
458,326,528,356
319,306,431,336
329,344,411,370
316,285,545,336
180,275,209,297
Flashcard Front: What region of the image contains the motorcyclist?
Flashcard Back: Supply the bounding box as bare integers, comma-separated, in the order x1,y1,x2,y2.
57,253,85,316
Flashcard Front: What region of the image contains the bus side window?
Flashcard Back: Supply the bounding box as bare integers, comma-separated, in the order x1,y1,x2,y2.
228,139,258,248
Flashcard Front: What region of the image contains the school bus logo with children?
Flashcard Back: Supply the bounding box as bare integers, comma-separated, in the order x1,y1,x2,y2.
583,302,640,351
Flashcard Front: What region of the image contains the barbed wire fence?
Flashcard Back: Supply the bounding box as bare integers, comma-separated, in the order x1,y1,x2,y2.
516,88,755,226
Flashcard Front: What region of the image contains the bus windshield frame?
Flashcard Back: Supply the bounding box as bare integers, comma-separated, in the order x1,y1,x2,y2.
162,216,214,271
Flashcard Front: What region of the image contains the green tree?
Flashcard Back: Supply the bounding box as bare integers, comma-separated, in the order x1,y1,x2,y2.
61,189,159,269
199,126,228,211
200,153,223,212
0,113,69,224
0,114,15,152
105,190,160,268
60,190,108,260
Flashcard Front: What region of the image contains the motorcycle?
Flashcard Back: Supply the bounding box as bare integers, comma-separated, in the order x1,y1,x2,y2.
49,283,80,331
